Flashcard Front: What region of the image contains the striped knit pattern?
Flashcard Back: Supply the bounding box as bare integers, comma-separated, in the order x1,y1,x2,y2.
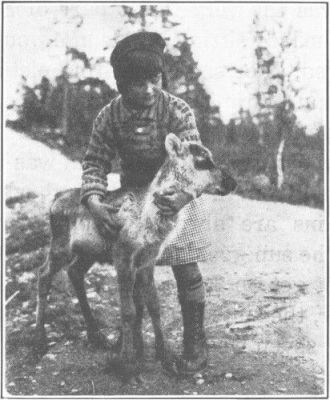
81,89,211,265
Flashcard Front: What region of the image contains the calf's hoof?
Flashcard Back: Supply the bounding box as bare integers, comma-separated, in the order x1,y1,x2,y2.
176,352,208,376
156,345,179,376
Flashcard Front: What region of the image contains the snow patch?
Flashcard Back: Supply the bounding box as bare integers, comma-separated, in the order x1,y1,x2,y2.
5,128,120,203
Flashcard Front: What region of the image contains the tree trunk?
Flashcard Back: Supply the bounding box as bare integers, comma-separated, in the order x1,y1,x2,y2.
276,138,285,189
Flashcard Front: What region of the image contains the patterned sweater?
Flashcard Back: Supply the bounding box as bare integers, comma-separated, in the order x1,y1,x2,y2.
81,90,201,202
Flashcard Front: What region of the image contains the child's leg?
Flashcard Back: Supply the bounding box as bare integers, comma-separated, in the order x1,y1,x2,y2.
171,262,208,374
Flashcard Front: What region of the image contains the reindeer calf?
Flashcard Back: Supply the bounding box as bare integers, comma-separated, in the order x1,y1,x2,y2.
34,134,236,380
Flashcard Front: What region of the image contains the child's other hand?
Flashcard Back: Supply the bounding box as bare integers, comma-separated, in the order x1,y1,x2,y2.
153,187,194,216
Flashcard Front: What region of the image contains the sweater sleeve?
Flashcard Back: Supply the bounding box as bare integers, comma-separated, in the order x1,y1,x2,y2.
80,104,116,203
168,95,201,144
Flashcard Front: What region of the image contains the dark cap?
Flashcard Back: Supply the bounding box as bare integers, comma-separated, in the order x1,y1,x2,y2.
110,31,166,67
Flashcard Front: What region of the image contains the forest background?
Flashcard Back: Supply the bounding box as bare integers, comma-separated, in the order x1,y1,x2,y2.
5,3,326,208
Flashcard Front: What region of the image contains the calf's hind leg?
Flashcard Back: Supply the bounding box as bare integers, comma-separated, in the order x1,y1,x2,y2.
35,249,69,355
67,256,111,349
132,275,145,359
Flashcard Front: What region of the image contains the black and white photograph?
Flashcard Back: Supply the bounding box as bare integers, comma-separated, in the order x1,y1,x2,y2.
2,1,327,397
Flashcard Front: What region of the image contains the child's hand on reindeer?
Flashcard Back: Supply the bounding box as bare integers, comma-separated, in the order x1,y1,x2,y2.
87,195,122,239
153,186,194,216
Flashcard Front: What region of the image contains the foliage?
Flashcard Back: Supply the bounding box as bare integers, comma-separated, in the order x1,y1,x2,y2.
215,122,324,208
226,12,311,189
11,74,118,160
6,5,324,208
165,34,222,147
9,5,221,156
119,5,222,147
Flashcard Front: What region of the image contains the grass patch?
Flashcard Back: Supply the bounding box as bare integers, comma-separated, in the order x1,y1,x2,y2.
6,214,50,256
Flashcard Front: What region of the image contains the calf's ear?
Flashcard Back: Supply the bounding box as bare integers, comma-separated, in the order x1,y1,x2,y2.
165,133,183,157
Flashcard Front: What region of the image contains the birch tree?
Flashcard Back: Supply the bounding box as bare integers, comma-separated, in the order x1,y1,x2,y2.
228,12,305,189
252,13,299,189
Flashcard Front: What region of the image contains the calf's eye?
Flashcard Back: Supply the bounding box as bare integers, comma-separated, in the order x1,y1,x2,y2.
194,156,215,170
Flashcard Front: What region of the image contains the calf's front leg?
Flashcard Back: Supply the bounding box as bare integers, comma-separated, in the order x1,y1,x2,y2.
111,259,140,380
133,247,179,375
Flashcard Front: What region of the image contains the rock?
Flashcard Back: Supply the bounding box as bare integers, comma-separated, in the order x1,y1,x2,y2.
277,387,287,392
8,382,15,387
193,373,203,379
48,331,61,339
22,301,30,309
109,270,117,278
86,291,101,302
225,373,233,379
60,381,65,387
17,272,35,284
196,379,205,385
44,353,56,361
71,389,79,393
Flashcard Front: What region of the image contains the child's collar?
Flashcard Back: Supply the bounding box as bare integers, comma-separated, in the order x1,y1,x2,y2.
120,93,160,119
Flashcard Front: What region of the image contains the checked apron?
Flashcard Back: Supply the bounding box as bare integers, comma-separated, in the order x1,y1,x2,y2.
82,90,212,266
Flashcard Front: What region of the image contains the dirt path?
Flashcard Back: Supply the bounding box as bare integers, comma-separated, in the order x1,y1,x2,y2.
4,130,326,396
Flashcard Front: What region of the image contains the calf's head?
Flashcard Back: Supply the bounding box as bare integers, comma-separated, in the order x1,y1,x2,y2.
162,133,237,197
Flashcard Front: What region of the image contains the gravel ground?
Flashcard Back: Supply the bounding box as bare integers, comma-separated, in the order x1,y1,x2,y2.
4,129,326,396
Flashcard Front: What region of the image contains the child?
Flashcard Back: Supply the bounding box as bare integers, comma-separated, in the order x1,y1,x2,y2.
81,31,210,374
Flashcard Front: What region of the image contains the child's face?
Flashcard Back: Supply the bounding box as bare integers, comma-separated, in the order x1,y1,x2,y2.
124,73,162,108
